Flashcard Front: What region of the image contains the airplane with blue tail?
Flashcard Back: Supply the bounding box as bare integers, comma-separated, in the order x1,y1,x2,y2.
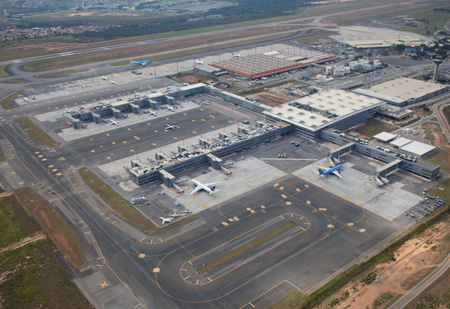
130,59,151,66
314,157,343,179
64,107,73,114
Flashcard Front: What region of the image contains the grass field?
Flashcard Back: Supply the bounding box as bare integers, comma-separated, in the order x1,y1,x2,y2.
27,29,294,71
353,119,397,137
15,187,88,269
37,68,90,78
0,240,91,308
0,64,9,77
3,78,26,83
294,30,339,44
0,91,20,109
15,116,60,147
78,167,196,235
0,146,4,161
197,221,295,273
0,192,40,249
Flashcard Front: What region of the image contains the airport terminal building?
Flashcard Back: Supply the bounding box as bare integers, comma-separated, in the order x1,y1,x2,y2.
263,89,385,139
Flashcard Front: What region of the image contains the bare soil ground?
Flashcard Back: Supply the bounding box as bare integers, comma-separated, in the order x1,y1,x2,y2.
172,74,201,85
316,219,450,309
253,91,292,107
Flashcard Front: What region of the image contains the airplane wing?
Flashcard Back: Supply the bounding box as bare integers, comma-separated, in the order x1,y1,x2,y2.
203,181,221,187
332,170,343,179
314,165,330,171
190,185,203,195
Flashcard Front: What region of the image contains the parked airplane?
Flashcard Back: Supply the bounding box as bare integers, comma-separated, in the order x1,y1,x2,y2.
109,119,119,126
182,209,191,214
170,211,182,218
111,80,117,84
232,51,241,57
148,110,157,116
64,107,73,114
130,59,151,66
165,124,177,130
23,97,29,102
160,217,173,224
167,105,175,111
194,58,204,65
190,179,220,195
101,76,108,80
314,158,343,179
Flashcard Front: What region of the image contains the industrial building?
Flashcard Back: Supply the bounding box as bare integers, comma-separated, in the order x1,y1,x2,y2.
264,89,385,139
210,46,337,79
353,77,449,107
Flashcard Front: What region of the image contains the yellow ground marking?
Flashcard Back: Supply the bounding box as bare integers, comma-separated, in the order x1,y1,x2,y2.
249,303,255,308
52,169,57,172
246,207,251,211
193,131,197,134
359,229,366,233
228,120,233,123
18,181,24,185
10,171,15,175
90,150,95,153
38,155,43,158
134,136,140,140
184,113,187,115
152,143,156,146
322,185,327,189
192,119,196,122
106,133,110,136
281,194,287,199
35,152,40,154
123,141,127,144
306,200,311,204
273,183,279,187
374,210,380,214
201,119,206,122
203,205,208,209
207,277,212,282
357,202,363,206
230,194,235,197
138,253,145,258
216,200,220,203
181,268,187,272
184,275,190,280
111,220,117,224
166,117,170,120
209,115,215,118
262,180,267,183
347,222,354,226
251,185,256,188
250,210,255,214
42,158,47,161
200,108,204,111
196,280,199,285
112,142,116,144
296,188,301,192
319,208,327,211
173,137,177,140
327,224,334,228
286,201,292,205
222,222,229,226
228,218,234,222
344,196,351,200
309,179,314,183
127,128,131,131
99,281,109,288
279,186,284,190
233,216,239,221
154,130,158,132
261,205,266,209
84,231,91,234
147,122,151,125
153,268,160,273
304,184,309,188
211,125,216,128
275,176,279,178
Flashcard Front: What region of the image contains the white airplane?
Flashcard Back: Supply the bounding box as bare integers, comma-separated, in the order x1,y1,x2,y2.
170,211,182,218
194,58,204,65
111,80,117,84
182,209,191,214
148,110,157,116
167,105,175,111
23,97,29,102
190,179,220,195
165,124,177,130
109,120,119,126
160,217,173,224
101,76,108,80
232,51,241,57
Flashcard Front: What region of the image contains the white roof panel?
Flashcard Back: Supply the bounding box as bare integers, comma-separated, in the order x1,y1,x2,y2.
373,132,396,142
390,137,412,147
400,141,435,156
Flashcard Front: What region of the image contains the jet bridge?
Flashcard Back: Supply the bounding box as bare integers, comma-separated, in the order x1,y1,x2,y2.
328,142,355,160
375,159,403,178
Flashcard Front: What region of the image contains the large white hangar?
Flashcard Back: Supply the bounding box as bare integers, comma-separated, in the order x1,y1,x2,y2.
210,46,337,79
353,77,449,107
264,89,385,139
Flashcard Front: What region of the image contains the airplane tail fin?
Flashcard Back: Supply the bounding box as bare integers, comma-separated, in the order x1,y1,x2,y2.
318,169,323,175
211,186,215,192
130,60,133,64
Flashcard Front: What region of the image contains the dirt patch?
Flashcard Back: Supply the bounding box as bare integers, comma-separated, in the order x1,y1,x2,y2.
423,123,449,149
172,74,203,85
316,219,450,309
253,91,292,107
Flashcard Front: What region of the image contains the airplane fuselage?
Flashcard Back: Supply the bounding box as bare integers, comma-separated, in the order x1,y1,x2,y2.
319,164,342,176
